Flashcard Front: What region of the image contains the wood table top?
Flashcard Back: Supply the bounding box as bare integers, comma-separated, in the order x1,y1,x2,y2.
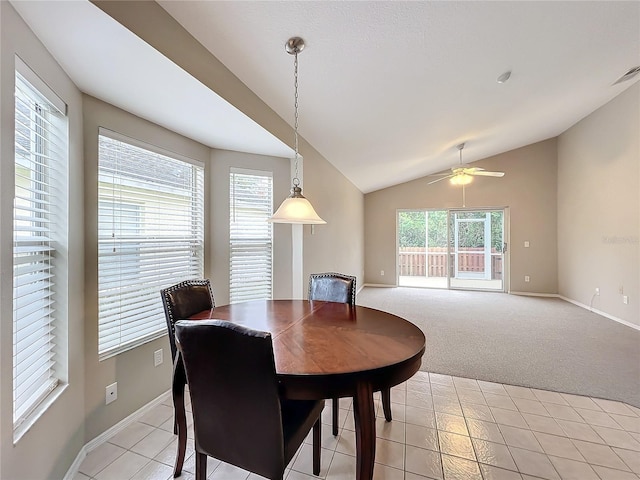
188,299,426,378
186,299,426,480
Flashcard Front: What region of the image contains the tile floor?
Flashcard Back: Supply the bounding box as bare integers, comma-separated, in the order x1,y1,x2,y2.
74,372,640,480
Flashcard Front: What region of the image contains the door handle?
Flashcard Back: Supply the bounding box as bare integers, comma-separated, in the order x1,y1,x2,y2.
503,242,508,253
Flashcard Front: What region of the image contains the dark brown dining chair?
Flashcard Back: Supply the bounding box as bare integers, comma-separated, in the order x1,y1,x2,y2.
160,279,214,477
175,319,323,480
308,272,393,435
308,272,356,305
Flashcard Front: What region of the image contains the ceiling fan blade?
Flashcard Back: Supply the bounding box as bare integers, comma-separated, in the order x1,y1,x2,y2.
427,175,453,185
470,171,505,177
454,166,485,175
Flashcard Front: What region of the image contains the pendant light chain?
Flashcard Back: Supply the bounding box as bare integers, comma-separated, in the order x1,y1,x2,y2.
267,36,325,224
292,48,301,187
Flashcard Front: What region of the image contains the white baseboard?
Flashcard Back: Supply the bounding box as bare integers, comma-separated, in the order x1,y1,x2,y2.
362,287,639,331
62,447,87,480
509,291,639,331
509,291,560,298
63,390,172,480
558,295,640,331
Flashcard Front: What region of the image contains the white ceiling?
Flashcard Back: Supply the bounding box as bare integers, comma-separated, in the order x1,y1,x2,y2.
10,0,293,159
12,1,640,193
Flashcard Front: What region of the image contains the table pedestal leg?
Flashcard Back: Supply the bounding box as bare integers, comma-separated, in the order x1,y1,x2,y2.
353,381,376,480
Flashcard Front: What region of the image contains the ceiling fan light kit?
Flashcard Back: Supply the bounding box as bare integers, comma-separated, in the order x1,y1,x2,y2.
428,142,505,186
449,172,473,186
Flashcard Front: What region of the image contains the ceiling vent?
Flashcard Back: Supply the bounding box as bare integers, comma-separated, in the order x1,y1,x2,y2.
613,66,640,85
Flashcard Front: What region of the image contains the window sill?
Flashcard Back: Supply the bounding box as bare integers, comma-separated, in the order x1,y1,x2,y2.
13,382,68,444
98,330,166,362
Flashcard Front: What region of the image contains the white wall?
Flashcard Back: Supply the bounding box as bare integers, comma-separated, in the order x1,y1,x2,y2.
558,82,640,326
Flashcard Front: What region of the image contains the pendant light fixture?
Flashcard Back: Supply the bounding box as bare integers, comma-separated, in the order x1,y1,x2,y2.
268,37,326,224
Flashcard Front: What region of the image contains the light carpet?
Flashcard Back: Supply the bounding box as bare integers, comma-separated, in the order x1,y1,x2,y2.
357,286,640,408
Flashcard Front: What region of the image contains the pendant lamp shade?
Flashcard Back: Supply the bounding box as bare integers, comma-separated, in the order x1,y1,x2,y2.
269,186,326,224
268,37,326,225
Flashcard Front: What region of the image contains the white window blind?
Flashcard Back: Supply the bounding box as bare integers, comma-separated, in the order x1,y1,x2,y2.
13,71,66,429
98,131,204,358
229,169,273,303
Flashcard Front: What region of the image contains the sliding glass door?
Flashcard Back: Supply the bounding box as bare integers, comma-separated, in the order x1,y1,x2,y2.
449,210,505,291
398,210,448,288
397,208,507,291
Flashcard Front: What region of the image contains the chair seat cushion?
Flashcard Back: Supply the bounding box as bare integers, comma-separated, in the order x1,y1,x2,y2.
281,399,324,464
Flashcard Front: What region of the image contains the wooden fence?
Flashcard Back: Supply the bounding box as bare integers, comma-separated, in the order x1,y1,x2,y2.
398,247,502,279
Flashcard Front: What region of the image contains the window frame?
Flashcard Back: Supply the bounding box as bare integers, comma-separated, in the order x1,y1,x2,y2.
97,128,205,359
229,167,274,304
13,57,68,440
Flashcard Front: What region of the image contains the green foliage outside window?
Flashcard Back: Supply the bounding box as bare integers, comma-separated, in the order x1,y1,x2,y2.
399,210,503,251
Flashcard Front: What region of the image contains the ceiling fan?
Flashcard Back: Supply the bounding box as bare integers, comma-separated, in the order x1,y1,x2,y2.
428,143,505,185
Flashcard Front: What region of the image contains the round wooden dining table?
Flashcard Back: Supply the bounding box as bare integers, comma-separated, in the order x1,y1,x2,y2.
177,299,425,480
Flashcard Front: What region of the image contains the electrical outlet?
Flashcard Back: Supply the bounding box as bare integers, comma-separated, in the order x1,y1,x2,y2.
380,270,384,276
154,349,163,367
105,382,117,405
524,241,530,248
595,287,600,296
623,295,629,305
524,275,530,282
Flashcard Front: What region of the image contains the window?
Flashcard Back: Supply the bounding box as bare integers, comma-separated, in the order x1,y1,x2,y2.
13,66,67,432
98,130,204,358
229,169,273,303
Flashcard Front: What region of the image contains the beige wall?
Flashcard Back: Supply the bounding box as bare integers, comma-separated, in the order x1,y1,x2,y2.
1,6,633,480
209,147,364,305
364,139,559,294
0,2,364,478
558,82,640,326
93,0,366,294
301,138,366,290
0,3,85,479
209,149,293,305
81,97,360,452
82,95,211,441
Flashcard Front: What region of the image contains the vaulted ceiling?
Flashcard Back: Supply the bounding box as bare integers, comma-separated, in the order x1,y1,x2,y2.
12,1,640,192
